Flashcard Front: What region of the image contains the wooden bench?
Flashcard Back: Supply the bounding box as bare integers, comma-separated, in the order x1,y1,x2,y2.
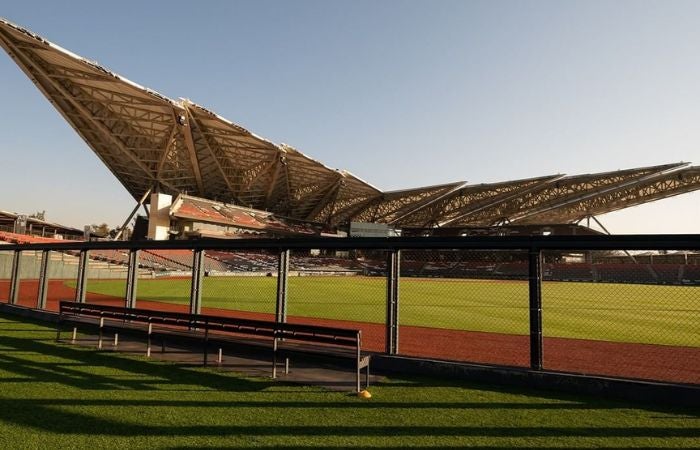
56,301,370,391
273,321,370,392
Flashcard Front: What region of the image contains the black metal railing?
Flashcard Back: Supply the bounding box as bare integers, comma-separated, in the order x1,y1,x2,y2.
0,234,698,385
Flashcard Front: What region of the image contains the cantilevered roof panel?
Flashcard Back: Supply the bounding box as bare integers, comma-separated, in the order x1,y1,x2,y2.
389,174,562,228
2,17,700,230
478,162,689,226
0,18,379,221
345,181,467,225
517,165,700,224
0,18,192,199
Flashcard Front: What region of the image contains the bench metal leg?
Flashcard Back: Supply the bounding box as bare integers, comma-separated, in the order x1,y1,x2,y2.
71,327,77,344
55,324,61,342
284,358,289,374
113,333,119,347
161,340,166,353
203,328,209,367
217,348,222,365
272,339,277,379
146,323,152,357
356,343,362,392
97,317,104,349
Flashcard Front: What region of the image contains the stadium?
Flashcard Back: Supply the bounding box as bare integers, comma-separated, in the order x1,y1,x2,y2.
0,15,698,449
1,19,700,242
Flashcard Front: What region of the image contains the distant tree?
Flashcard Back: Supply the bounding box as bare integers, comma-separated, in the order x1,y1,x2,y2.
89,223,111,237
29,210,46,221
87,223,133,240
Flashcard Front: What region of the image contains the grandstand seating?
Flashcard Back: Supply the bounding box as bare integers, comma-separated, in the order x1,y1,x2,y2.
400,260,428,277
205,250,276,272
650,264,682,284
450,261,498,278
291,256,364,272
682,265,700,283
89,249,130,265
493,262,528,279
547,263,594,281
142,250,192,271
595,263,656,284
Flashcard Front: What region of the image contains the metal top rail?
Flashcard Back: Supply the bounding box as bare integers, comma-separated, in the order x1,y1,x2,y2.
0,234,699,252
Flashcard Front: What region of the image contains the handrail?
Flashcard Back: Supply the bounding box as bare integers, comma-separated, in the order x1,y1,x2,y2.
3,234,700,252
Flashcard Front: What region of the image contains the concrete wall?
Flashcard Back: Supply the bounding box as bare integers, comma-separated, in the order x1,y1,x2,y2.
0,251,12,279
0,251,133,280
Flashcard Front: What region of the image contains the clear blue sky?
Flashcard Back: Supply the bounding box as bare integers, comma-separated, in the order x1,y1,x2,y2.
1,0,699,233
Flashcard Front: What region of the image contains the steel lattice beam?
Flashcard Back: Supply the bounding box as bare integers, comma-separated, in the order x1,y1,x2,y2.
2,18,700,231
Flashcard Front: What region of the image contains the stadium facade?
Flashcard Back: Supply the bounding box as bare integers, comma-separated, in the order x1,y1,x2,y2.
2,18,700,239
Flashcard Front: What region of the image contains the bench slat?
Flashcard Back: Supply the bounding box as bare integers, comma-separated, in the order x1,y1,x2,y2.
58,300,369,392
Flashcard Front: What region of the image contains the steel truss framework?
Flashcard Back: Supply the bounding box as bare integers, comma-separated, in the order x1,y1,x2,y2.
2,18,700,230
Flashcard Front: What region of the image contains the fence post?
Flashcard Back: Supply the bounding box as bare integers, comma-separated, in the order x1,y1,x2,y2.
190,249,204,316
75,250,88,303
125,249,139,309
9,250,21,305
528,248,543,370
386,249,400,355
275,249,289,323
37,250,50,309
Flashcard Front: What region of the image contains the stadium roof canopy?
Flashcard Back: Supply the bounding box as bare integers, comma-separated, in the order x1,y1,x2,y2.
2,18,700,229
0,210,83,237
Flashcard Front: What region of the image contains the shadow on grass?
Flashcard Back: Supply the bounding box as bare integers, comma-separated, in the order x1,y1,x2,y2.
0,398,696,439
172,448,698,450
0,314,697,444
0,333,273,393
0,397,667,411
1,315,698,415
378,376,700,417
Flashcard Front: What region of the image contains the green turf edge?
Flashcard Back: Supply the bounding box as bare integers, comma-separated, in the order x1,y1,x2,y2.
0,312,697,449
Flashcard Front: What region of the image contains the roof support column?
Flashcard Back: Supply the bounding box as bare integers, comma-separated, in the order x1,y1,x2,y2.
113,188,152,241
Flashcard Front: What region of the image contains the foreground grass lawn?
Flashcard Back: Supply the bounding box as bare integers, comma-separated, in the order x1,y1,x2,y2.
0,314,697,448
80,276,700,346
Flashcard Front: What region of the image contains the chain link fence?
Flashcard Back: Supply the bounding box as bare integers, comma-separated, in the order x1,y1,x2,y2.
0,250,12,303
286,249,387,353
43,250,80,312
0,238,697,386
15,250,41,308
130,249,193,313
200,249,277,319
81,249,129,306
398,249,530,367
542,250,700,384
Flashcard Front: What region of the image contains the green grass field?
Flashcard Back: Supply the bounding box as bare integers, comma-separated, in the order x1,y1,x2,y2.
0,313,697,448
78,276,700,346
